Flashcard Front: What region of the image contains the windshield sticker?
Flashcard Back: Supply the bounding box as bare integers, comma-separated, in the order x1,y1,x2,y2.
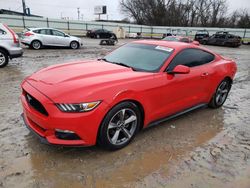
155,46,173,52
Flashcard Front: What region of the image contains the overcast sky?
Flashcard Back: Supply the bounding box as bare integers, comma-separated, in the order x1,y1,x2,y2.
0,0,250,21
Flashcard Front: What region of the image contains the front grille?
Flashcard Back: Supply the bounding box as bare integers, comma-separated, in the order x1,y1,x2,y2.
25,92,49,116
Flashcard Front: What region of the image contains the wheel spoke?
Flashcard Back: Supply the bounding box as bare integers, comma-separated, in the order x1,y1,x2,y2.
124,115,137,125
121,127,131,138
220,82,227,89
216,94,221,103
108,122,118,129
111,130,120,144
221,89,228,94
119,109,126,121
218,95,223,104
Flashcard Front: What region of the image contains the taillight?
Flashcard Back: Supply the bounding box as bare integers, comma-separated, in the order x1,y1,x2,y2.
3,24,19,44
24,32,34,37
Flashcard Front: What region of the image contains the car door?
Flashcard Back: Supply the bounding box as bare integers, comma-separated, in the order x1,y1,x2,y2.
96,29,103,38
215,34,226,45
35,29,54,46
51,29,69,46
207,34,217,45
153,48,214,119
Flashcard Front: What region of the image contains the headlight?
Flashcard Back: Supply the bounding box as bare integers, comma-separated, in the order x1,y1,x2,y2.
56,101,101,112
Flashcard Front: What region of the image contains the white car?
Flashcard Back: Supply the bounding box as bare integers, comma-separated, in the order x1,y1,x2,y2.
21,28,82,50
0,23,23,68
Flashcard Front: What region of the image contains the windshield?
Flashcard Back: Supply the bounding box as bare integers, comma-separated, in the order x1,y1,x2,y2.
196,31,208,35
162,37,179,41
103,43,173,72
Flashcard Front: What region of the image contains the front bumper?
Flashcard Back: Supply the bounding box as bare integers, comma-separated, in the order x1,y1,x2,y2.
21,113,50,145
21,80,108,146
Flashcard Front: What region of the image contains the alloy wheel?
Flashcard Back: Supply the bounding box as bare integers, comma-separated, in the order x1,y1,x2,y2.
107,108,137,146
215,80,230,106
70,41,78,49
32,41,41,50
0,52,6,66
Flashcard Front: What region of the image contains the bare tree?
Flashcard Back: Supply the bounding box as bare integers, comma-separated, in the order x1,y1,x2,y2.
120,0,249,28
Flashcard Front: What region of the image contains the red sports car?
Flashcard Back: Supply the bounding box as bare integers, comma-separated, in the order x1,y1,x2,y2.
21,40,237,150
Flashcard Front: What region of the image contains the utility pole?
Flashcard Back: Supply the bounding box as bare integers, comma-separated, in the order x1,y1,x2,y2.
22,0,26,16
77,7,80,20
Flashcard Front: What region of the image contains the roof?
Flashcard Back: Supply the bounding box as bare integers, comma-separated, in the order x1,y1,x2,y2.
134,40,194,49
0,9,42,17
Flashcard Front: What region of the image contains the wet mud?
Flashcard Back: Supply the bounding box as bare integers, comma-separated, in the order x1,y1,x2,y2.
0,39,250,188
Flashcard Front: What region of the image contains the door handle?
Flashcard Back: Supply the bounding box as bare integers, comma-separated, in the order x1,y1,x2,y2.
201,72,209,77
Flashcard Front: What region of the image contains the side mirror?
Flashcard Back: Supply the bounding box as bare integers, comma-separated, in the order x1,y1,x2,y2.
168,65,190,74
192,41,200,46
65,34,70,37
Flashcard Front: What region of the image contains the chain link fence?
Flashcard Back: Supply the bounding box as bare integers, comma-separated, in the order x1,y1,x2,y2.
0,14,249,42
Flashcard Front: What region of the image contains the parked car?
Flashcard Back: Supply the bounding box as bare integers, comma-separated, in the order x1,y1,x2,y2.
21,28,82,50
194,30,209,42
162,33,173,38
86,29,114,39
21,40,237,150
0,23,23,68
162,36,199,45
201,31,241,47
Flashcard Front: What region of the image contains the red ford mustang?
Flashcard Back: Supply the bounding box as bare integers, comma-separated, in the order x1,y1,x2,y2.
21,40,237,150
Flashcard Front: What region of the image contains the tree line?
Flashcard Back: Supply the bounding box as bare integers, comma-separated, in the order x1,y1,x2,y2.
120,0,250,28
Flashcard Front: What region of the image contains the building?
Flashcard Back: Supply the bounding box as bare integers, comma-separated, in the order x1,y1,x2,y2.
0,9,42,17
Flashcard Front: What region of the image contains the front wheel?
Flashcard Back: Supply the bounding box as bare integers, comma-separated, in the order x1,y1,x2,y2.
98,102,141,150
209,79,231,108
0,49,9,68
70,41,79,49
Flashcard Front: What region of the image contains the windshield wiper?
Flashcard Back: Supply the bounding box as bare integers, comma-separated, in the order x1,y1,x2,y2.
98,58,137,71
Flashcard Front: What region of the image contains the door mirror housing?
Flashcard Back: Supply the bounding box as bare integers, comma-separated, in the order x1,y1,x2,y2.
167,65,190,74
65,34,70,37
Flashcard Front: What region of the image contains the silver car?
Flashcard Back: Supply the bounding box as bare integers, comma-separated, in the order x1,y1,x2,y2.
21,28,82,50
0,23,23,68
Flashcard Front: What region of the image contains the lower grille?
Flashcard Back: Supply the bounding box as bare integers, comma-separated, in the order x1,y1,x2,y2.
25,92,49,116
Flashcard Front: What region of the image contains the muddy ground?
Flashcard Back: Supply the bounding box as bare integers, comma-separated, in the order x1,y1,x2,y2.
0,38,250,188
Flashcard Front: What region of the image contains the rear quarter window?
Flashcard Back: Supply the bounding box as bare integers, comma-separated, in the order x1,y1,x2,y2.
0,29,6,35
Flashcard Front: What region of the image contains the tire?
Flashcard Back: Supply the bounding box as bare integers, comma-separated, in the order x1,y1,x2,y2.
208,79,231,108
31,40,42,50
0,49,9,68
70,41,79,49
98,102,142,150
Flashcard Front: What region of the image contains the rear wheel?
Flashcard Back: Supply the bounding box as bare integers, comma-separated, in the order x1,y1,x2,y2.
31,40,42,50
209,79,231,108
98,102,141,150
0,49,9,68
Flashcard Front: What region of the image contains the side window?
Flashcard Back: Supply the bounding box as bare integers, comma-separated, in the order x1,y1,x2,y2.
96,29,102,33
219,34,226,39
52,30,65,37
214,34,220,38
38,29,51,35
0,29,6,35
167,49,215,71
33,30,40,34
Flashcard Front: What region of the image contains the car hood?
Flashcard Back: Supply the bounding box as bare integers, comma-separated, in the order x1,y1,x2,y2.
25,60,152,103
